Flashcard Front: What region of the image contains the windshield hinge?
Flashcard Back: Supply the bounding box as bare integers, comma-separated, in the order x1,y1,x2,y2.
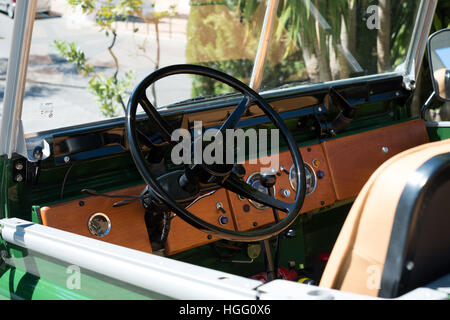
14,120,50,163
402,71,417,91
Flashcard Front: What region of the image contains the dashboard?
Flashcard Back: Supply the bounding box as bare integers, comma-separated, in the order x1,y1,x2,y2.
37,119,429,256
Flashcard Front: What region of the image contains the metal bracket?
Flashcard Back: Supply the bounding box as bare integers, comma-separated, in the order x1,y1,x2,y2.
402,71,417,91
313,106,334,138
15,120,50,162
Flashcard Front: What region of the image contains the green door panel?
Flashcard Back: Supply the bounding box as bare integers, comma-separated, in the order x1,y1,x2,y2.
0,243,171,300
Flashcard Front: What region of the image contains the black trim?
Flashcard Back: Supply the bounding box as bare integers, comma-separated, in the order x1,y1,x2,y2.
379,152,450,298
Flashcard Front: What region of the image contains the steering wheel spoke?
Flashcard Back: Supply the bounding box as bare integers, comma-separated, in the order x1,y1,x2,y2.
139,95,175,144
219,96,252,133
221,173,293,214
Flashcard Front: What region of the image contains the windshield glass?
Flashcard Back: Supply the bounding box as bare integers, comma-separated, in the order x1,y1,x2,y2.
0,11,12,124
17,0,422,134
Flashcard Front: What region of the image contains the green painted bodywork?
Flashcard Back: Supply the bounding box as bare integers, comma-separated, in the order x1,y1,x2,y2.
0,244,170,300
427,127,450,142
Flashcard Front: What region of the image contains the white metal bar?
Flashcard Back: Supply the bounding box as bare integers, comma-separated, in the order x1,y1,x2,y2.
256,279,448,300
0,0,37,158
0,218,262,300
249,0,279,91
402,0,438,89
425,121,450,128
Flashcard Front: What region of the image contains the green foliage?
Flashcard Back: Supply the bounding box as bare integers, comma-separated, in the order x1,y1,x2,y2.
186,1,265,96
68,0,144,30
53,39,133,117
432,0,450,31
55,0,179,115
88,71,134,117
53,40,94,75
390,1,422,68
190,60,253,97
54,0,147,117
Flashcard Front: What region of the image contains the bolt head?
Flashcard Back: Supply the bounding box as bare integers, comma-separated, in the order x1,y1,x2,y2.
33,146,43,160
406,261,415,271
285,229,296,238
15,162,24,170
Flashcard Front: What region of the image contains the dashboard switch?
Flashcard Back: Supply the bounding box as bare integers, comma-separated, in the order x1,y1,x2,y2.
218,216,229,225
216,202,226,214
279,166,289,175
232,164,246,179
317,170,325,180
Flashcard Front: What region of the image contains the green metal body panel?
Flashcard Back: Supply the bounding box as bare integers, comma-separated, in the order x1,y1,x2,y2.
0,246,168,300
427,127,450,142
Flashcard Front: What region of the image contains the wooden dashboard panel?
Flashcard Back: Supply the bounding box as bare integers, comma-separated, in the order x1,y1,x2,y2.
40,184,152,253
165,188,235,255
322,119,429,201
37,120,429,256
227,144,337,231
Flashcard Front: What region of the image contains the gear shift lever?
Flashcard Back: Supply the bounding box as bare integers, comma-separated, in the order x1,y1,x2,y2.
259,170,280,281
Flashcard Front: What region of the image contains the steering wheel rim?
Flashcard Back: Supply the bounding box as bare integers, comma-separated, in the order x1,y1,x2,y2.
126,64,306,242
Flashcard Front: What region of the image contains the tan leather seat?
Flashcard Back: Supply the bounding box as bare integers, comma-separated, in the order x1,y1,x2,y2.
319,138,450,297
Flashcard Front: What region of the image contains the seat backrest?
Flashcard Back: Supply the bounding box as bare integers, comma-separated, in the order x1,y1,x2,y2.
379,153,450,298
320,139,450,298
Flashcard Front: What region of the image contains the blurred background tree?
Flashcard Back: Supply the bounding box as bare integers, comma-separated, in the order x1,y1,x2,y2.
187,0,424,96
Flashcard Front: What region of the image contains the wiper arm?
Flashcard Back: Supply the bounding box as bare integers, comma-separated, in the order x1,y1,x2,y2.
272,80,314,90
301,0,364,74
164,92,240,108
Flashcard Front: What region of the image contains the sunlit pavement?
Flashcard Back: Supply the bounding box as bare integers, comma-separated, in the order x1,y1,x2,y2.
0,7,190,134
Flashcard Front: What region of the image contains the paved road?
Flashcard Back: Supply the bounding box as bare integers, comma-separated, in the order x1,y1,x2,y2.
0,10,191,134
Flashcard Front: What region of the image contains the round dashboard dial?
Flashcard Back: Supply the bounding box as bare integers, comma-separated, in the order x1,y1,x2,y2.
245,172,276,210
88,213,111,237
289,164,317,196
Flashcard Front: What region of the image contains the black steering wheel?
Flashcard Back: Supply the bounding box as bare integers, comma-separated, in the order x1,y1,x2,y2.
126,64,306,242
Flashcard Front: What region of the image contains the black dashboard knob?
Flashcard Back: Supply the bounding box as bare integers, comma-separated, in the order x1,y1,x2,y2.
260,171,277,188
232,164,246,179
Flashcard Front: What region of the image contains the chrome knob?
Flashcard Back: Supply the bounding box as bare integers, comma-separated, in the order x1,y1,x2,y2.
281,189,291,198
